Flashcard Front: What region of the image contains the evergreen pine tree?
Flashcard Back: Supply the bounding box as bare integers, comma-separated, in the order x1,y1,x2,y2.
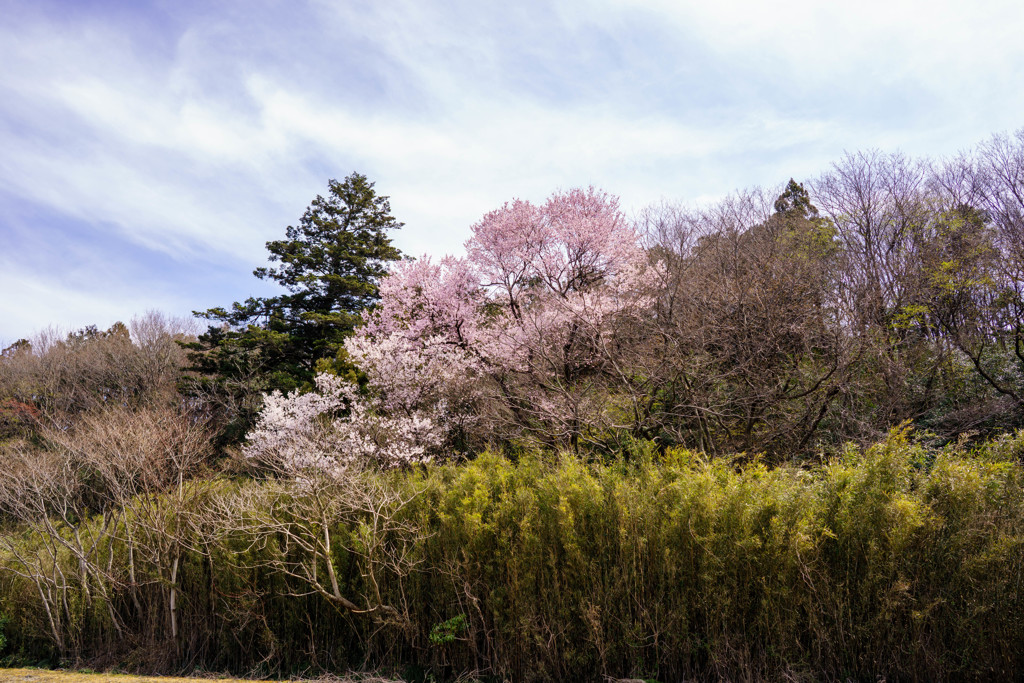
185,173,403,440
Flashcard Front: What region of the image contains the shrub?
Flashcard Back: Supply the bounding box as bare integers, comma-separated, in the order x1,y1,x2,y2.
2,430,1024,680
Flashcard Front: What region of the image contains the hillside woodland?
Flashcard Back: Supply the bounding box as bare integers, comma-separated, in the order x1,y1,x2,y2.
2,135,1024,681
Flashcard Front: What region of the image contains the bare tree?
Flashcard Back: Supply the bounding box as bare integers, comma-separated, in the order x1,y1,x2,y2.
208,461,423,628
0,404,213,657
636,184,858,457
922,131,1024,418
0,313,197,435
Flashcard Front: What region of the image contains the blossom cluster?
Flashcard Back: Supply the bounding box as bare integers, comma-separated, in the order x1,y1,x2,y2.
348,186,660,445
245,373,443,477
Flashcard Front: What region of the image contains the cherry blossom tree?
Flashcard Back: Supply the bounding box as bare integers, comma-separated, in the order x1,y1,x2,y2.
349,187,659,450
245,373,444,475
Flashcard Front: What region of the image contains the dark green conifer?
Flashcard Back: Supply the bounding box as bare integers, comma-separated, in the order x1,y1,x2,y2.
186,173,403,440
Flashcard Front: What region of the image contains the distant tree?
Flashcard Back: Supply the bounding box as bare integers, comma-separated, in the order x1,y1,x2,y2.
641,184,851,457
186,173,404,441
922,132,1024,416
773,178,818,217
0,314,195,440
1,339,31,358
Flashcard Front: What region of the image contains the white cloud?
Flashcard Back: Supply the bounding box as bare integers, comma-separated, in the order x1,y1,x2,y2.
0,256,174,348
1,0,1022,340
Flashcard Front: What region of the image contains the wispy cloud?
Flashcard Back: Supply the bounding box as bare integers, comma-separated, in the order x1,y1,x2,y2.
1,0,1022,343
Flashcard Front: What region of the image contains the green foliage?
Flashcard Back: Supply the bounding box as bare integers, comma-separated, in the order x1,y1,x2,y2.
429,614,467,645
185,172,403,439
773,178,818,218
3,431,1024,680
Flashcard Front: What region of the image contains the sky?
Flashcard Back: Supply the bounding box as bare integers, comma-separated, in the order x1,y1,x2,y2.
2,0,1023,345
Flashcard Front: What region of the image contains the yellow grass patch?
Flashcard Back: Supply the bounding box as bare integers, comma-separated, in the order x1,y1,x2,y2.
0,670,295,683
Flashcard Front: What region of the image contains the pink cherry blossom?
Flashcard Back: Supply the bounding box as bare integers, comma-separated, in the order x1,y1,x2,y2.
348,186,659,448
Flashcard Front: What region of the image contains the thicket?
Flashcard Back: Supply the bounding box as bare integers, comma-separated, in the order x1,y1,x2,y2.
1,430,1024,681
3,130,1024,681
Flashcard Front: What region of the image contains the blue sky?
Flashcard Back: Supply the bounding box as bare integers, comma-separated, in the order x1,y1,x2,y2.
2,0,1023,345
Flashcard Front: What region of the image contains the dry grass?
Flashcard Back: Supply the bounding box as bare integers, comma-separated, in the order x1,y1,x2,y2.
0,670,275,683
0,670,397,683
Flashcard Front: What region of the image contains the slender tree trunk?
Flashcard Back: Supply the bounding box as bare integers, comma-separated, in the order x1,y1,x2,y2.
169,553,179,645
